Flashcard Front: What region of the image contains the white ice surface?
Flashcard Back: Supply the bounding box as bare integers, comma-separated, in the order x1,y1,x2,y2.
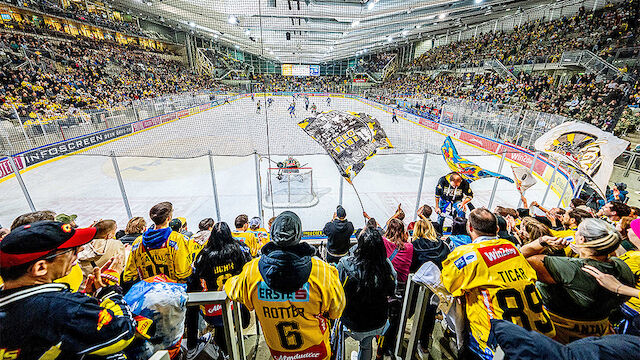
0,96,559,230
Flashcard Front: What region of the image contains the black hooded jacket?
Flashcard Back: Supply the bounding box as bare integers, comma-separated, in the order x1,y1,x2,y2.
410,237,450,272
258,241,317,293
323,219,354,256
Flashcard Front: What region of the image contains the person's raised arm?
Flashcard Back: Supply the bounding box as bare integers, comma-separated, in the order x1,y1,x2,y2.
583,265,640,298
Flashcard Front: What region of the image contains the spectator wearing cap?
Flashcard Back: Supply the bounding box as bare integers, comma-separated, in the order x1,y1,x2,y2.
0,221,138,358
77,220,125,287
521,218,635,343
232,214,260,257
178,217,193,238
55,213,78,228
188,217,214,262
323,205,354,263
122,202,192,288
248,216,270,251
225,211,345,360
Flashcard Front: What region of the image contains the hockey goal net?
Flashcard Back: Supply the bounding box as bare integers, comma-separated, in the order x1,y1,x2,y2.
264,167,319,208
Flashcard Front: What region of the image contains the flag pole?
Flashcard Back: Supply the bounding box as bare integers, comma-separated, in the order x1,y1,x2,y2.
344,176,365,214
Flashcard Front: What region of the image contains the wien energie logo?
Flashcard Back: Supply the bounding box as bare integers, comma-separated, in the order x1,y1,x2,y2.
478,244,519,267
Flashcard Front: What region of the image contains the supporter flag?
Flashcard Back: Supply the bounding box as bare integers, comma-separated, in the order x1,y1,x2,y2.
511,165,537,193
298,110,392,183
534,121,629,197
441,136,514,183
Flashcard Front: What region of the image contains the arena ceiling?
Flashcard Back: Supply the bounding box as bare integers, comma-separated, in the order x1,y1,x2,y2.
111,0,552,63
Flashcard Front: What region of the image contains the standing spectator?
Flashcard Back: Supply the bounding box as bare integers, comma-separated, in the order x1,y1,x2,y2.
232,214,259,257
119,217,146,245
55,213,78,228
188,217,214,262
0,222,138,358
10,210,56,230
441,208,556,358
435,172,474,228
186,222,252,356
248,216,270,250
122,202,192,287
323,205,354,263
225,211,345,360
376,218,413,359
337,227,396,360
600,201,632,224
410,219,450,272
77,219,125,285
177,217,193,238
521,218,634,343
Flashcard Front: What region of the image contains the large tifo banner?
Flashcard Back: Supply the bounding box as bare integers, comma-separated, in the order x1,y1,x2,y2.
0,97,232,180
534,121,629,197
298,110,392,182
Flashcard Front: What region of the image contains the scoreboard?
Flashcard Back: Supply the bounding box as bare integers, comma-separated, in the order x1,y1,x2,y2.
282,64,320,76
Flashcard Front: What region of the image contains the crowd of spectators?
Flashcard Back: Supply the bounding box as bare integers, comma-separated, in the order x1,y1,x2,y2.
2,176,640,360
372,70,637,132
252,74,349,93
350,52,396,73
0,29,218,123
408,1,638,71
4,0,147,38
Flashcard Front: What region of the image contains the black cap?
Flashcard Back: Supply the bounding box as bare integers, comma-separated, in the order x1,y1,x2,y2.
169,218,182,232
336,205,346,219
0,221,96,268
615,183,627,191
271,211,302,247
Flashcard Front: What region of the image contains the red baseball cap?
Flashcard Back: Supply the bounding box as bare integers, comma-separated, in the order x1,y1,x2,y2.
0,221,97,268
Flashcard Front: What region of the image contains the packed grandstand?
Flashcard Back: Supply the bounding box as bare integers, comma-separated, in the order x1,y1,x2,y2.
1,0,640,359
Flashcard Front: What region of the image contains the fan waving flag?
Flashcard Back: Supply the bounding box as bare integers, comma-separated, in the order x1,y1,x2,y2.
511,165,537,193
534,121,629,198
298,110,392,183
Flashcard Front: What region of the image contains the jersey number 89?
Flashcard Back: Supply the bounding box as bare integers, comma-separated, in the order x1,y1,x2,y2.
495,284,553,333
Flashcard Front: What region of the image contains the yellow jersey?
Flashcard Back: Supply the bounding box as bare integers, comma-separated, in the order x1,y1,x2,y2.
441,238,555,359
550,228,578,257
122,231,192,283
233,231,260,257
619,250,640,312
225,257,345,360
1,263,84,292
249,228,271,250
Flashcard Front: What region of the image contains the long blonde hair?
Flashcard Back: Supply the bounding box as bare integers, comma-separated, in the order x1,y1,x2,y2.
413,219,438,241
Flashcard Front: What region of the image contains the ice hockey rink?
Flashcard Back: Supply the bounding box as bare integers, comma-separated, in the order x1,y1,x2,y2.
0,95,560,230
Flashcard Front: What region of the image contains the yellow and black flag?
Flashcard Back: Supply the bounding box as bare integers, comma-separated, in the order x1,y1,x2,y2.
298,110,392,183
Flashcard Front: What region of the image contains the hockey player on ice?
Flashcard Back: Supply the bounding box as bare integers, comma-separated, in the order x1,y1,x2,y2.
326,96,331,106
392,109,398,123
310,103,317,115
256,100,261,114
251,93,255,102
267,98,273,107
288,102,296,118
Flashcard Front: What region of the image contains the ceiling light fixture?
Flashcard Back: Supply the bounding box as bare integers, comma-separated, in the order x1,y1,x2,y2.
439,13,447,19
245,29,250,35
228,15,238,24
474,0,483,4
367,2,375,10
351,20,360,27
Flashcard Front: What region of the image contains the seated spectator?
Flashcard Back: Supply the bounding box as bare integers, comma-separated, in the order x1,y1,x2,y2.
441,208,556,359
323,206,355,263
77,219,125,285
521,218,634,343
186,222,252,356
225,211,345,360
120,217,146,245
446,217,471,249
337,227,396,360
232,214,259,257
188,217,214,262
0,221,138,358
122,202,192,287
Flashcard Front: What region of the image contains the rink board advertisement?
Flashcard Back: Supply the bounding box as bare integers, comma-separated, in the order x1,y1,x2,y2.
0,99,221,179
